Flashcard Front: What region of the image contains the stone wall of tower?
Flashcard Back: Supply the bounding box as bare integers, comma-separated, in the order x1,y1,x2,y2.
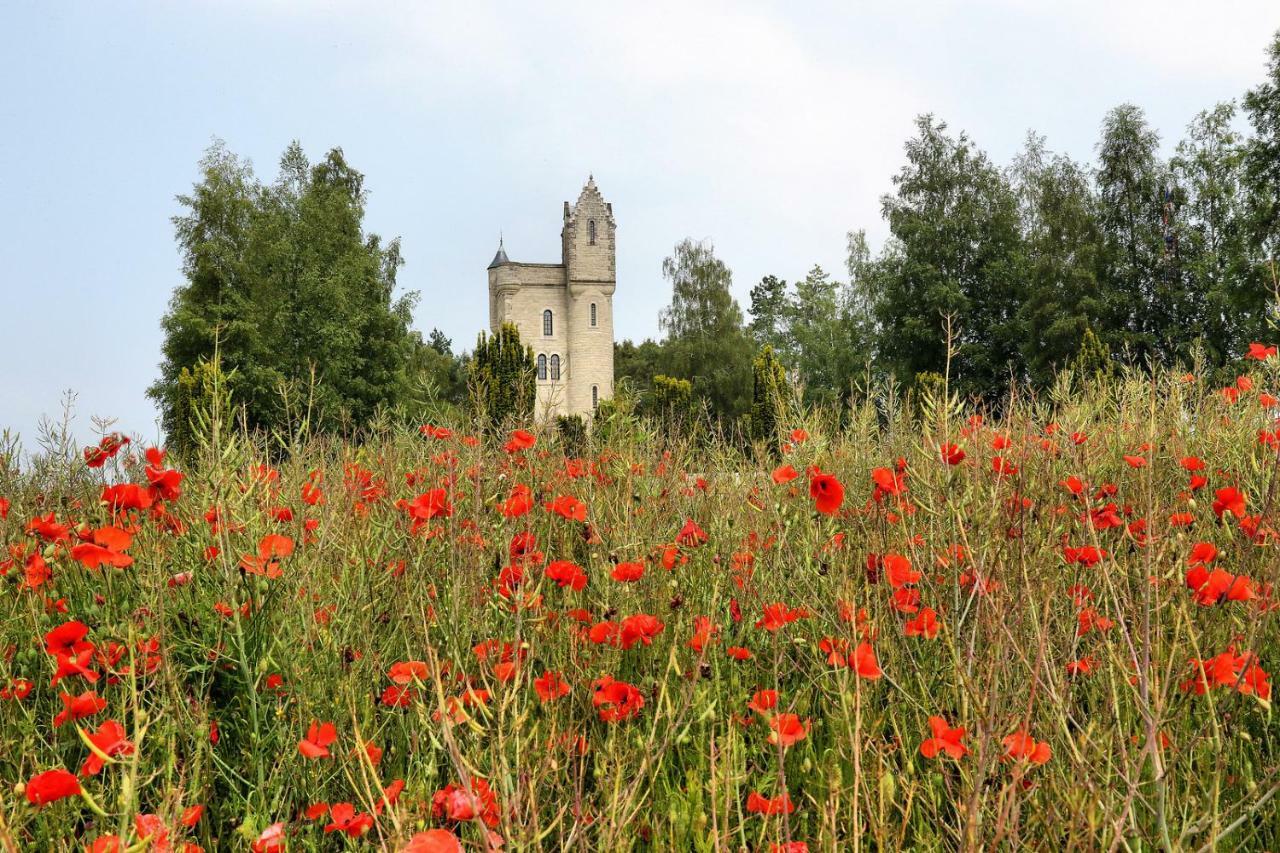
487,263,571,419
563,180,616,417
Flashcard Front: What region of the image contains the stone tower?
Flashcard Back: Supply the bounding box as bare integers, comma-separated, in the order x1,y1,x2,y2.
487,177,615,421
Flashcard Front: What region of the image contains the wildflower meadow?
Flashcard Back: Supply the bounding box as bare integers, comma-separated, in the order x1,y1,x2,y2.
2,354,1280,851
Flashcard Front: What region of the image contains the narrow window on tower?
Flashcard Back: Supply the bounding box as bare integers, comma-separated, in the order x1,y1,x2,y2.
550,354,560,381
592,385,599,410
543,310,553,337
590,302,597,327
588,219,597,245
537,354,547,380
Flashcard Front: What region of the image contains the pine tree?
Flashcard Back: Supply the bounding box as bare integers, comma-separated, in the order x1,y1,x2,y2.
751,345,789,451
470,323,536,428
747,275,791,356
650,374,694,428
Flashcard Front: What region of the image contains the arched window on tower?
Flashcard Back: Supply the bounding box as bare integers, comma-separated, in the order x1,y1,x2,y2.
590,302,597,327
588,219,597,245
550,354,560,381
537,354,547,381
543,310,553,337
592,385,599,410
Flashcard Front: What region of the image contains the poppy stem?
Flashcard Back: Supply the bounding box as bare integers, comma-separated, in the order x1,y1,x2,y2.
78,787,108,818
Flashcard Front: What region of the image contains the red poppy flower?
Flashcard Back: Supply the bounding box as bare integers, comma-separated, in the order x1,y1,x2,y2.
1181,649,1271,700
676,518,708,546
27,512,73,543
404,489,453,521
619,613,664,649
324,802,375,837
533,671,571,703
499,484,534,518
239,533,295,579
545,495,588,522
402,829,463,853
992,456,1018,476
1212,486,1247,519
808,468,844,515
1002,730,1051,765
81,719,135,776
768,713,810,748
420,424,453,440
252,823,287,853
70,526,134,570
904,607,940,639
299,720,337,759
25,768,81,805
1185,566,1254,606
592,675,645,722
2,678,33,701
755,602,808,632
871,466,905,498
883,553,920,588
610,561,645,582
545,560,588,591
100,483,154,512
388,660,430,684
920,715,967,759
83,433,129,468
53,689,107,727
746,791,795,815
939,443,965,465
747,689,778,716
504,429,537,453
1247,342,1277,360
688,615,719,652
771,464,799,484
852,641,883,679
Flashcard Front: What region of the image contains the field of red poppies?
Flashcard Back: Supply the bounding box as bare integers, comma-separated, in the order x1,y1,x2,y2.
2,357,1279,851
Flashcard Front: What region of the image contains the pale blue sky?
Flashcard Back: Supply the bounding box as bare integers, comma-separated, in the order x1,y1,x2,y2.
1,1,1276,448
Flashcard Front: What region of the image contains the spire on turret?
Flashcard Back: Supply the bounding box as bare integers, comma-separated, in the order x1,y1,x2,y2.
488,233,509,269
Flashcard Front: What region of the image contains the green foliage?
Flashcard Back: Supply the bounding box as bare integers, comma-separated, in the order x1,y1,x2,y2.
613,338,665,400
750,344,789,450
470,322,536,427
872,115,1027,401
169,356,234,459
1173,103,1262,366
1244,30,1280,260
1096,104,1194,365
1072,326,1113,380
149,140,422,443
747,274,791,357
656,239,754,420
555,414,588,455
1011,134,1107,386
649,373,694,428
